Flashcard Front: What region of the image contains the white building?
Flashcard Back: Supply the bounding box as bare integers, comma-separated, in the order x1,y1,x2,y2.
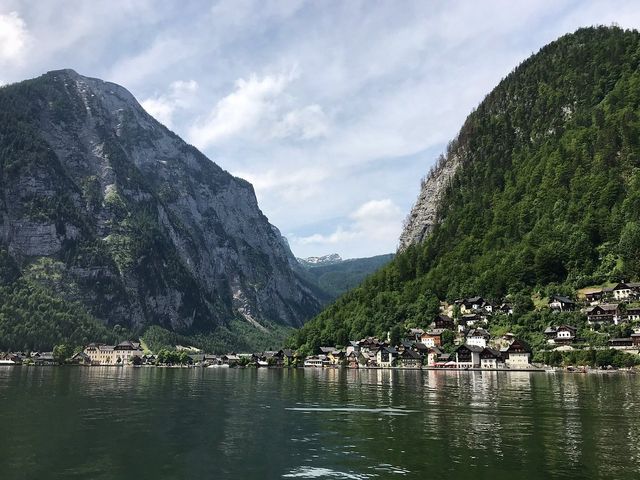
612,282,640,300
480,348,504,369
501,339,532,368
84,341,144,365
466,328,490,348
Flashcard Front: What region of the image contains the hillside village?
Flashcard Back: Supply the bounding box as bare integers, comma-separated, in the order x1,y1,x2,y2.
2,282,639,370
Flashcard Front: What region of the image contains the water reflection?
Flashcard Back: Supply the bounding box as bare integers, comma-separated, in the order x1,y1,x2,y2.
1,367,638,479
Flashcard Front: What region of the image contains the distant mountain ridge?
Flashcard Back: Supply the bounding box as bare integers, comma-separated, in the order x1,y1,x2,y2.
298,253,343,267
0,69,323,350
298,253,394,300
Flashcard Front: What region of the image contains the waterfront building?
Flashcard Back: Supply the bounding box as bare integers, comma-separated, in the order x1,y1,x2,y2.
84,341,143,365
454,344,482,368
501,339,532,368
480,348,504,369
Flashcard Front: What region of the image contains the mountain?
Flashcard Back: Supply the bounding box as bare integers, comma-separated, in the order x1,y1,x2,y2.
298,253,343,267
0,69,323,351
298,253,394,300
289,26,640,352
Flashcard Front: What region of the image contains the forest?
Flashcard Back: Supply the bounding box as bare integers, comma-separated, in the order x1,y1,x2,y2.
289,27,640,354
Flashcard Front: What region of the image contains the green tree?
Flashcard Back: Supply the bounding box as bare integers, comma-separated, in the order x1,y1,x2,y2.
618,221,640,276
53,344,72,364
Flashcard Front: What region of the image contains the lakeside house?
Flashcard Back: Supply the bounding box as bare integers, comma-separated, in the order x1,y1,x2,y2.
501,339,532,368
549,295,576,312
459,297,492,314
399,349,422,367
544,325,578,345
480,348,505,369
31,352,56,365
609,338,633,349
612,282,640,301
304,355,331,367
375,346,397,367
466,328,491,348
420,329,444,347
433,314,455,330
70,352,92,365
83,341,144,365
454,344,483,368
0,353,22,365
586,304,622,325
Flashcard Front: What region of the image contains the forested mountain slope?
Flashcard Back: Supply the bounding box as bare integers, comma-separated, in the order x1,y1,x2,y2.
298,254,394,300
290,27,640,350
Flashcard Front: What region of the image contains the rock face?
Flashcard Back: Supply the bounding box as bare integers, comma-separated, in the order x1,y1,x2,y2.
0,69,323,332
398,152,460,250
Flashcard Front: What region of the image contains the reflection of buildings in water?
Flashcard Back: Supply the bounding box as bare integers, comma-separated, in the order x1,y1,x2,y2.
499,371,533,391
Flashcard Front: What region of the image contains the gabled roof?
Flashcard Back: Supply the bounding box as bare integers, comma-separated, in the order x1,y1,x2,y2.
401,349,421,359
264,350,283,356
466,328,490,338
480,347,502,358
613,282,640,290
504,339,532,353
457,344,483,353
557,325,577,331
466,296,484,304
588,304,619,313
422,329,446,336
550,295,575,304
115,340,141,350
319,346,334,354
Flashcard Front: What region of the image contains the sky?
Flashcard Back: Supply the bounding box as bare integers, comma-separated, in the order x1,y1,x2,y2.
2,1,640,259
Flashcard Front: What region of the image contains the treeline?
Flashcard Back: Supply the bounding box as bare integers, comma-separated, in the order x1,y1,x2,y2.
0,280,120,352
538,349,640,368
290,27,640,352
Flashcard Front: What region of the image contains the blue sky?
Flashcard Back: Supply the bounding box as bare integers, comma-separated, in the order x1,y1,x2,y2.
2,1,640,258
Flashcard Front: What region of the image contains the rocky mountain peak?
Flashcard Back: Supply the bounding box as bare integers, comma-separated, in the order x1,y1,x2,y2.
298,253,343,266
0,69,323,335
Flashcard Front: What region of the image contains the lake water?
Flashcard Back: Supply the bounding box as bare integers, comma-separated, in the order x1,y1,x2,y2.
1,367,638,479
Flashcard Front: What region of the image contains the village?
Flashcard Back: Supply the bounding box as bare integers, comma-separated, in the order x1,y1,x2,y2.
1,281,640,371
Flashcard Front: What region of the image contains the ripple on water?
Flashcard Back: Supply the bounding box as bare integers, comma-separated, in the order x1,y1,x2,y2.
286,406,417,416
283,466,373,479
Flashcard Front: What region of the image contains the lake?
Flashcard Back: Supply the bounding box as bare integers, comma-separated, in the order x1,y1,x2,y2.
1,367,638,479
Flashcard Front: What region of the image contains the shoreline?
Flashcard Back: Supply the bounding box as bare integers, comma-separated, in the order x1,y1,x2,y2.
2,364,636,374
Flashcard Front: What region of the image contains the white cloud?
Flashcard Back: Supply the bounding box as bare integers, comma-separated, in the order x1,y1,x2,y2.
188,71,295,148
107,37,193,88
141,79,198,128
272,104,329,140
290,199,403,258
0,12,29,64
4,1,640,258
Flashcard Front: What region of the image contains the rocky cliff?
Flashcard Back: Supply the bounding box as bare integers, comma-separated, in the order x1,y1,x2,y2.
0,69,323,333
398,151,460,250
